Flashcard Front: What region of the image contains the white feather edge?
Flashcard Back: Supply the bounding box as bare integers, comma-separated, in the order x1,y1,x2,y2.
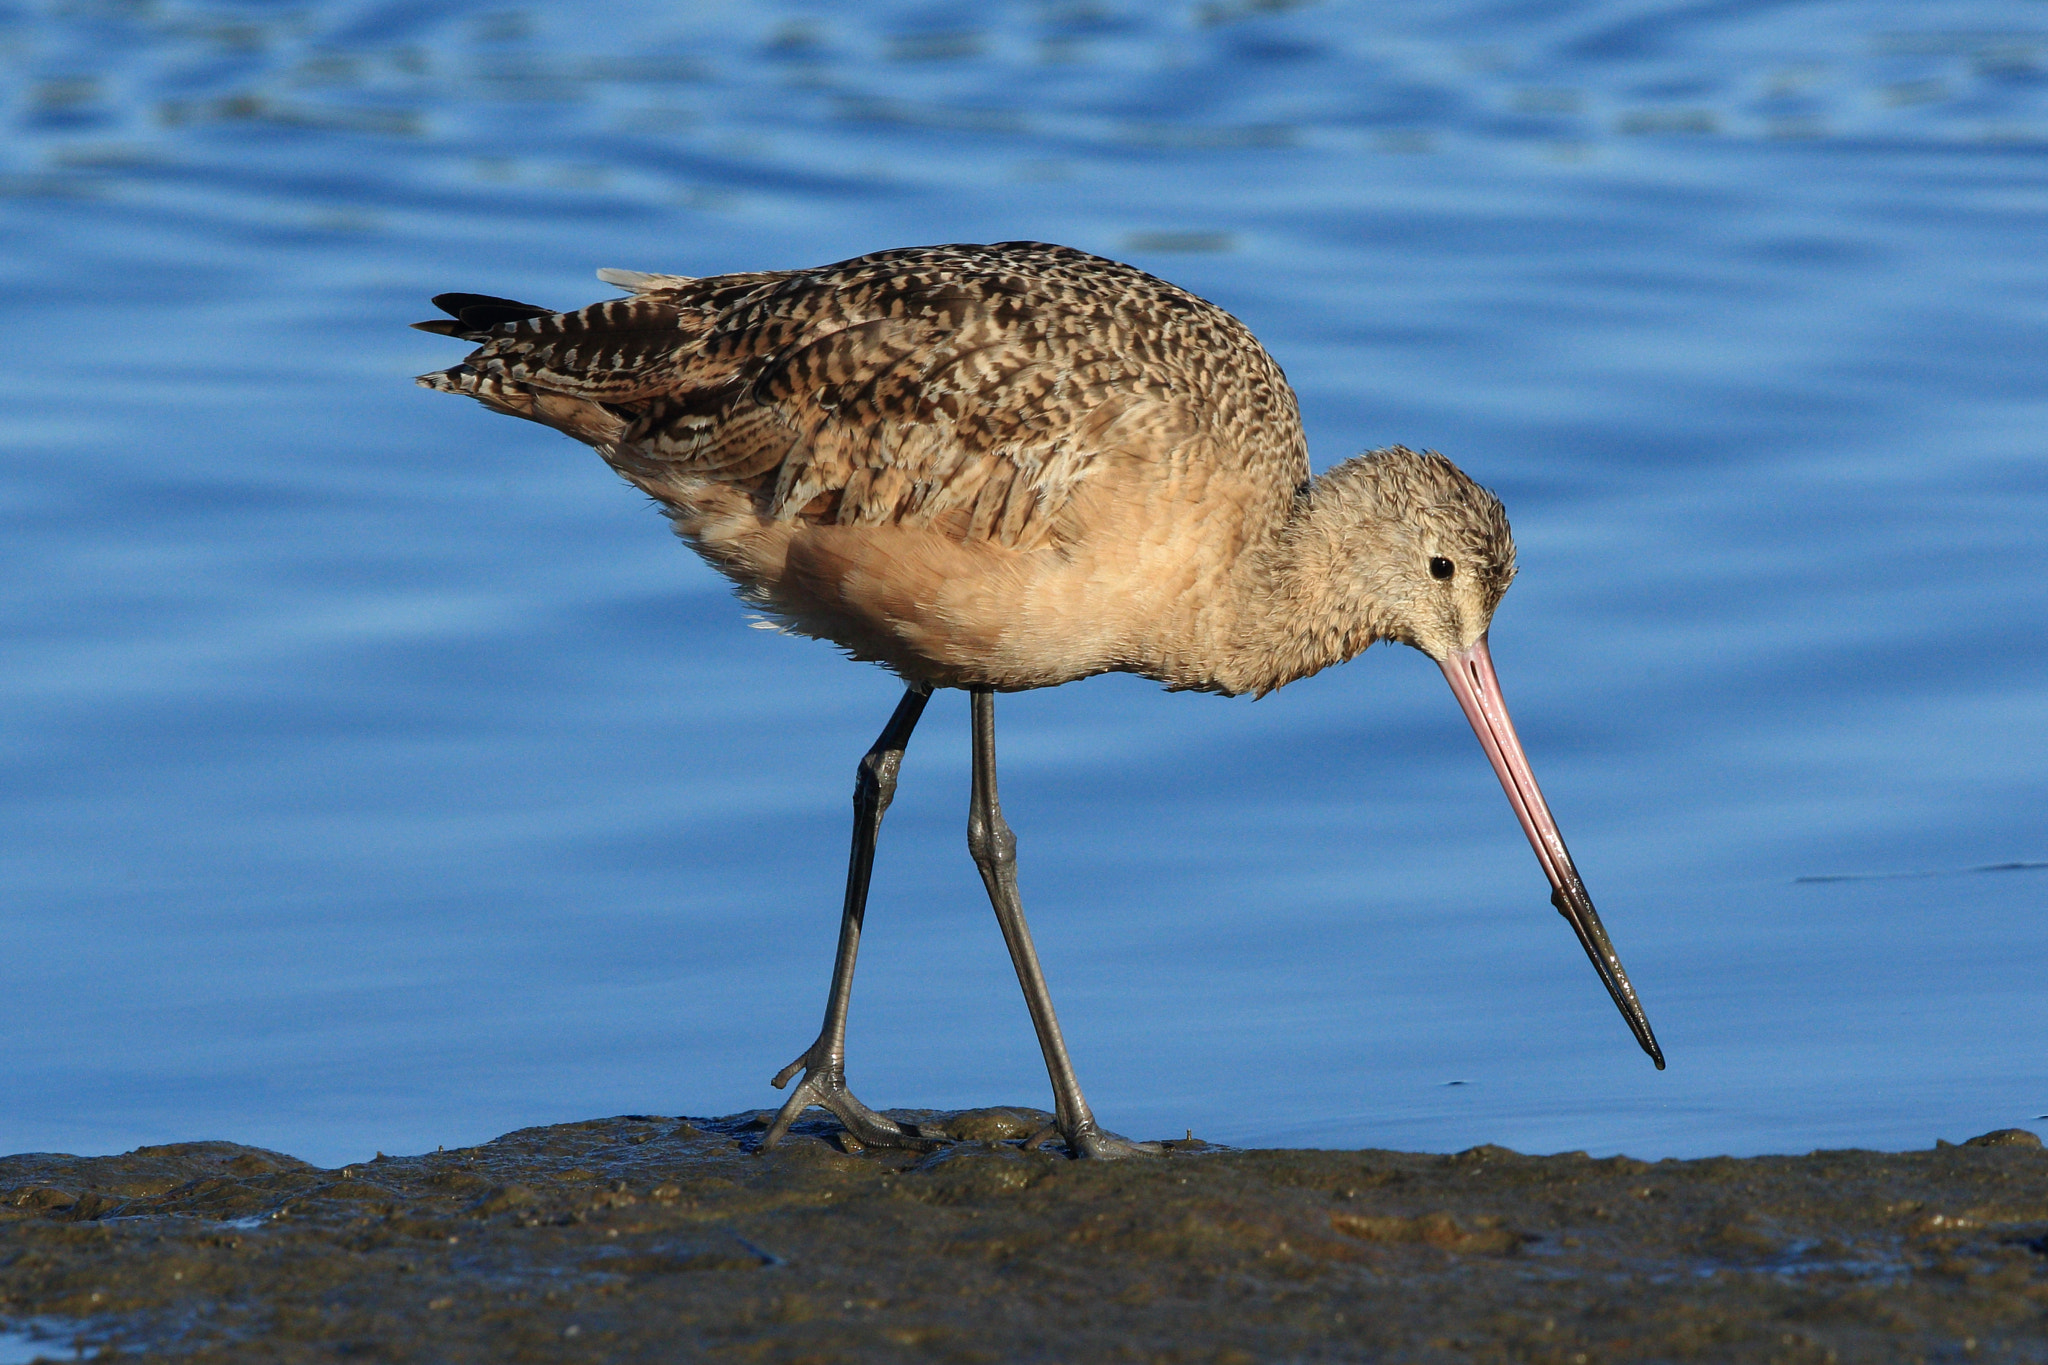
596,267,696,293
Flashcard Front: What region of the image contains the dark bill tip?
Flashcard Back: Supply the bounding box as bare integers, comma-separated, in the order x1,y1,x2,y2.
1551,886,1665,1069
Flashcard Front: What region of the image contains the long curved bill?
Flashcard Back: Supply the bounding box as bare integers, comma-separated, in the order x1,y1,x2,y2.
1440,636,1664,1069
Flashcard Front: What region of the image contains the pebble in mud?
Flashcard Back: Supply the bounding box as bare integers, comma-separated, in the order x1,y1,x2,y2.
2,1112,2045,1362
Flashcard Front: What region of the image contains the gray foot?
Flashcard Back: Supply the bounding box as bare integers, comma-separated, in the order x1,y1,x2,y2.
760,1046,943,1153
1024,1119,1164,1160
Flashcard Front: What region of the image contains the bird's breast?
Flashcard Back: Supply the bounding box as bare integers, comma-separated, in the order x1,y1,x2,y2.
715,455,1286,693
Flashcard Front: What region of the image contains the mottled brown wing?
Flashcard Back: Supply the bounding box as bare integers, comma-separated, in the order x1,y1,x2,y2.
417,242,1289,552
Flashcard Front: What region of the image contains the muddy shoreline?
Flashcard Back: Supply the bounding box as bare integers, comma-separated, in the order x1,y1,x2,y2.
4,1110,2044,1362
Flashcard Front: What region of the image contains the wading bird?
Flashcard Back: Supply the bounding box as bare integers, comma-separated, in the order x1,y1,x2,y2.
415,241,1662,1159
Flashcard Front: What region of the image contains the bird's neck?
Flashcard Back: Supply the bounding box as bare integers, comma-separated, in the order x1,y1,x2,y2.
1213,461,1395,696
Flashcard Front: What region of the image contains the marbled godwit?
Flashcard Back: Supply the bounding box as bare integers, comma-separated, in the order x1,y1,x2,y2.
415,241,1663,1159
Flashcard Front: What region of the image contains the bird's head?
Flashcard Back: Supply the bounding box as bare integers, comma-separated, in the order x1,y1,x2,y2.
1310,446,1517,663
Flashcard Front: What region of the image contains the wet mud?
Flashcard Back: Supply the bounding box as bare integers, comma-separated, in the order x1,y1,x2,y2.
3,1111,2044,1362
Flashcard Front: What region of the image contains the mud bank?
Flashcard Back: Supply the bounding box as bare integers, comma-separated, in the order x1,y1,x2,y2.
3,1111,2044,1362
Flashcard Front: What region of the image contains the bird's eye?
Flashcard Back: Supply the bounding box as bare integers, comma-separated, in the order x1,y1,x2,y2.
1429,556,1455,581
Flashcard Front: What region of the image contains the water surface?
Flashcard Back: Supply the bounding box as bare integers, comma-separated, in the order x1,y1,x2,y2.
3,0,2044,1166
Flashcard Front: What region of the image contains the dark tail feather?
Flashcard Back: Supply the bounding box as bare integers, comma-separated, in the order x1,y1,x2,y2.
411,292,556,339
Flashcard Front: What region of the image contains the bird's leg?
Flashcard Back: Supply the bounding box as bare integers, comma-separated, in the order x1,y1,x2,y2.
762,685,939,1153
966,688,1161,1160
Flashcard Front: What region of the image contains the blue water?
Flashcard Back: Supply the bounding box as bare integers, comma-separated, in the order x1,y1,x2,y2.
4,0,2043,1169
0,1324,68,1365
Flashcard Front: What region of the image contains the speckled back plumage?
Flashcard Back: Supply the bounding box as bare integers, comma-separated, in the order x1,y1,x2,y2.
417,241,1308,555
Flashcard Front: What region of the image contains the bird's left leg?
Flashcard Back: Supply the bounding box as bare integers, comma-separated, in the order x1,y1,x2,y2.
966,688,1161,1160
761,685,938,1152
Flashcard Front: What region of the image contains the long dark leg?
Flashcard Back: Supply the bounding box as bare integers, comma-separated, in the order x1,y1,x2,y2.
761,685,936,1152
966,688,1159,1159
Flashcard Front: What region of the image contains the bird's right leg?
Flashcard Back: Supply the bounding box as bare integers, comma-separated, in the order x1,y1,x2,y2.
761,685,936,1152
966,688,1161,1160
